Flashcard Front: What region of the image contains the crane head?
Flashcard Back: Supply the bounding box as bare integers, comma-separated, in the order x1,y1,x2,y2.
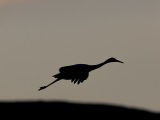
107,57,124,63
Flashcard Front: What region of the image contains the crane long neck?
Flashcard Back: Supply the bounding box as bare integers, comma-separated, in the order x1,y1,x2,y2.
89,60,109,71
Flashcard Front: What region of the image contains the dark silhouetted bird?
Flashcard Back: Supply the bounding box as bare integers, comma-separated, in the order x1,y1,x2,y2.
38,57,123,91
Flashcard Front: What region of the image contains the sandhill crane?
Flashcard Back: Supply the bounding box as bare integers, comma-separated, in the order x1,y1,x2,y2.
38,57,123,91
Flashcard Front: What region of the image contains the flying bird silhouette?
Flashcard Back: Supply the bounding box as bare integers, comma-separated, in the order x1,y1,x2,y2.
38,57,123,91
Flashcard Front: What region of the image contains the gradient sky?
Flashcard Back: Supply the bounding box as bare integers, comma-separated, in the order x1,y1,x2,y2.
0,0,32,6
0,0,160,112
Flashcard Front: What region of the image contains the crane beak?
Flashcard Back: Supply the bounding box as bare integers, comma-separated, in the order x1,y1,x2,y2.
117,60,124,63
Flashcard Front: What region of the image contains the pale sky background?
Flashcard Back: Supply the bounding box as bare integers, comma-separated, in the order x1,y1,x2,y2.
0,0,160,112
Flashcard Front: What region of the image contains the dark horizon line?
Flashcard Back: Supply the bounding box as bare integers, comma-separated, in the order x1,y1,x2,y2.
0,100,159,114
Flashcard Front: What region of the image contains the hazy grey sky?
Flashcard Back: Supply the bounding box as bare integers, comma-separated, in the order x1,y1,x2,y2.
0,0,160,111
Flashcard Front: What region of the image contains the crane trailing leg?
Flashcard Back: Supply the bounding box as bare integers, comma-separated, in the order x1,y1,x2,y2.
38,78,61,91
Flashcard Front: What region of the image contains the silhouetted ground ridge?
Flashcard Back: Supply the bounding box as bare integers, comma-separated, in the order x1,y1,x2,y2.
0,101,159,119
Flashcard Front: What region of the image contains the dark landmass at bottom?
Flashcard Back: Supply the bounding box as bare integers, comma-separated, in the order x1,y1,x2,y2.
0,101,159,119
